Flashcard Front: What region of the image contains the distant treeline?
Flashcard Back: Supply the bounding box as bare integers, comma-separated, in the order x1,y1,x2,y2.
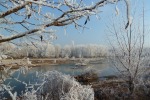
0,42,108,58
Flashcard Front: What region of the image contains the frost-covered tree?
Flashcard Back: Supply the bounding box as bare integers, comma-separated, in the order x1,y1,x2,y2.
0,42,16,55
62,45,72,58
0,0,127,44
107,1,148,95
45,43,55,58
70,44,108,58
54,44,61,58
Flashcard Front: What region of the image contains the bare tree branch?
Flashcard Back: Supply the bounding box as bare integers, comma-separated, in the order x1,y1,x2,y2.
0,0,121,43
0,2,30,18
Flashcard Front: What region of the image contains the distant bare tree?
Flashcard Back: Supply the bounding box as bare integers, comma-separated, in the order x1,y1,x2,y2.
107,1,147,95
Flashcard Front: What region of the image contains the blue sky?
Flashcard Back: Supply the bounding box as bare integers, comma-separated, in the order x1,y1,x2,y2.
53,2,115,46
52,0,150,46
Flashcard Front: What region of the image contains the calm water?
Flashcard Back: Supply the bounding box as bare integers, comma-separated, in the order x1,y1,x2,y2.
2,60,118,98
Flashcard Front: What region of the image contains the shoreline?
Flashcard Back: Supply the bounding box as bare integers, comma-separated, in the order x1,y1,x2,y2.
0,57,106,69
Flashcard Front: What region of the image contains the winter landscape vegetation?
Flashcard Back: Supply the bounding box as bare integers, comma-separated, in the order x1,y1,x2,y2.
0,0,150,100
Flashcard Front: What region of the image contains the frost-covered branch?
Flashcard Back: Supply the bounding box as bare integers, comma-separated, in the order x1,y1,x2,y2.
0,0,123,43
2,84,17,100
124,0,132,29
0,2,30,18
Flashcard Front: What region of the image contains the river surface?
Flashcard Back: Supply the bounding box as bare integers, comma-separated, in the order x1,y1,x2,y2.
2,60,118,99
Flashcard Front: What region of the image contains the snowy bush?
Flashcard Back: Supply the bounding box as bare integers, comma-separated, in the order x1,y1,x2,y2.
37,71,94,100
2,70,94,100
19,90,37,100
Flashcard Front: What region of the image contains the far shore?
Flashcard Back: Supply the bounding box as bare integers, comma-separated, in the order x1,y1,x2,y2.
0,57,106,69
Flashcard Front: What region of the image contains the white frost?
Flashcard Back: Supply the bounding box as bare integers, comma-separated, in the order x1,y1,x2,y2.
38,71,94,100
115,5,119,15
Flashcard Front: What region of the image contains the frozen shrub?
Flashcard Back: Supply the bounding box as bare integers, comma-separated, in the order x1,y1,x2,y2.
19,90,37,100
38,71,94,100
93,80,131,100
75,68,99,84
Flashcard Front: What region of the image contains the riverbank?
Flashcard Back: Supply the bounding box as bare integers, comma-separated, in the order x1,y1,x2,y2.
0,57,106,69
